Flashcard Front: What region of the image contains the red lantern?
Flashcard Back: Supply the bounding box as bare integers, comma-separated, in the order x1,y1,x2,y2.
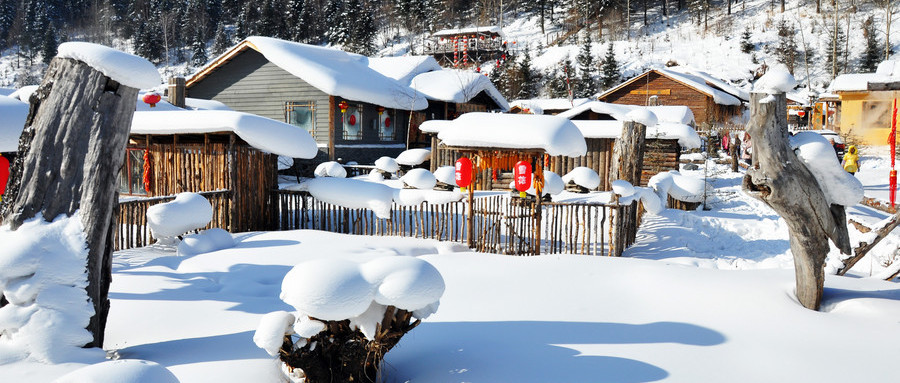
455,157,473,188
142,92,161,107
797,110,806,117
338,100,349,113
514,160,532,195
348,114,357,126
377,106,385,115
383,117,391,128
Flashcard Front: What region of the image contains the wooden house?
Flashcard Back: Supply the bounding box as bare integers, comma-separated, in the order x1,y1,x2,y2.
555,101,701,187
827,60,900,144
424,26,508,68
185,36,428,165
368,56,509,148
122,109,317,232
597,68,747,130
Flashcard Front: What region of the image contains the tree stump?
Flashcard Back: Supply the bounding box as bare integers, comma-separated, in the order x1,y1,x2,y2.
610,121,647,186
0,57,139,347
741,92,850,310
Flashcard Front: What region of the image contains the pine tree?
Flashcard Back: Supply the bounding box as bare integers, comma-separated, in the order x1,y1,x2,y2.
211,21,230,55
40,25,57,65
516,49,539,100
860,16,883,73
489,58,511,100
349,0,376,55
190,26,208,67
0,0,15,49
598,42,620,90
774,19,798,74
546,58,575,99
825,19,847,78
575,31,595,98
740,27,754,53
324,0,349,46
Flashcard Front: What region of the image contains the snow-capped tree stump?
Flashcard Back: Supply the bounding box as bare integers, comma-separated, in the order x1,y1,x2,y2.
610,121,647,186
0,57,140,347
279,307,420,383
741,92,851,310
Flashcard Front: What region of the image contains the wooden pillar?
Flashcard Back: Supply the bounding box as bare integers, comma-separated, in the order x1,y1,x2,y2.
167,77,186,108
0,57,142,347
742,92,850,310
610,121,647,186
228,133,238,232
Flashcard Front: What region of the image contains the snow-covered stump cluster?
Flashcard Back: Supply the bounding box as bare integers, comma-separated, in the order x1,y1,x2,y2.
254,257,444,383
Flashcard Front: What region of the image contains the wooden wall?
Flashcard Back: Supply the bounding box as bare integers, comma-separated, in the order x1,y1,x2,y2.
550,138,615,190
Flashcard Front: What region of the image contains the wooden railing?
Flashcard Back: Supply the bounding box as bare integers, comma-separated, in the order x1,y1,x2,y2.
270,190,639,256
115,190,232,251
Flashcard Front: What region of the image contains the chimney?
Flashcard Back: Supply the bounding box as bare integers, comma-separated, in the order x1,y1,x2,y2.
167,77,186,108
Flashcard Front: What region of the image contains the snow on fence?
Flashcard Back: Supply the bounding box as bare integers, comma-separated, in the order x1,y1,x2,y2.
114,190,232,250
271,190,639,256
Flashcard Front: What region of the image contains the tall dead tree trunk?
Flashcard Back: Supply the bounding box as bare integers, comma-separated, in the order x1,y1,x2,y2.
0,57,139,347
741,92,851,310
610,121,647,186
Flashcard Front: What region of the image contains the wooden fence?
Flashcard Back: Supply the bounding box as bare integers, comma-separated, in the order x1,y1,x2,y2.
271,190,639,256
114,190,232,251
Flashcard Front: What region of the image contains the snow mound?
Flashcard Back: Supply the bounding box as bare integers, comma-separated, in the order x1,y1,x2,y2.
297,177,394,219
649,123,703,149
649,171,706,203
521,171,565,196
314,161,347,178
562,167,601,190
281,258,375,321
611,180,636,197
635,186,664,214
395,148,432,166
146,193,213,240
7,85,37,102
375,156,400,173
56,42,161,90
433,166,457,185
625,109,658,127
437,113,587,157
253,311,295,356
400,168,437,190
394,189,464,206
53,359,180,383
753,65,798,94
360,256,445,311
789,132,864,206
0,214,102,364
176,228,235,257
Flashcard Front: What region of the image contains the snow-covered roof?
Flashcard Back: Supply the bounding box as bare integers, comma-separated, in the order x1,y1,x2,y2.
570,120,702,148
131,110,318,158
367,56,442,86
558,101,695,125
600,69,743,106
432,26,503,37
436,113,587,157
876,60,900,76
670,67,750,102
185,98,232,111
189,37,428,111
410,69,509,111
0,96,28,152
830,60,900,92
56,42,161,90
418,119,453,134
508,98,590,114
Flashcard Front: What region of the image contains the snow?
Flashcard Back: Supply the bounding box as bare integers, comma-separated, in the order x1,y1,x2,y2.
830,60,900,92
374,156,400,173
611,180,636,197
400,168,437,190
359,256,445,311
559,101,695,125
54,360,179,383
789,131,864,206
649,170,707,203
631,68,744,106
437,113,587,157
131,110,318,159
7,85,37,102
418,119,453,134
292,177,394,219
0,213,102,365
753,65,798,94
393,188,464,206
367,56,442,87
562,167,601,190
176,229,235,257
280,258,374,321
433,166,457,185
519,171,565,196
56,42,161,90
313,161,347,178
146,193,213,240
670,66,750,102
508,98,591,115
649,123,703,148
625,109,658,127
183,98,232,111
395,148,431,166
252,311,295,356
410,69,510,111
244,37,427,110
432,26,503,37
0,96,28,152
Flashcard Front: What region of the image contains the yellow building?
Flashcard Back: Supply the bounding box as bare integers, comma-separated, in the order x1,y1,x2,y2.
829,61,900,144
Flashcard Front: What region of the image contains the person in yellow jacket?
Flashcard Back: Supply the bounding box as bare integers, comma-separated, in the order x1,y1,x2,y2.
842,145,859,175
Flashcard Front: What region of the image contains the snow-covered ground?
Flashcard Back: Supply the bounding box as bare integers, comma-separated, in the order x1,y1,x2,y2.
3,147,900,382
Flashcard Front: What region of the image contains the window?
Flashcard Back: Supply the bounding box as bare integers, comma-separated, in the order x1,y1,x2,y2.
285,102,316,137
118,148,148,196
378,109,395,140
341,103,363,140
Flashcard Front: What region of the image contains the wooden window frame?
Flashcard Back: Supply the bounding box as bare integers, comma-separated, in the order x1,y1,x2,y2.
285,101,317,138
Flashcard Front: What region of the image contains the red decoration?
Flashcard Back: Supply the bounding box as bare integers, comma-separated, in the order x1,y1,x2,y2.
455,157,473,188
797,110,806,117
890,99,898,207
142,92,161,107
0,154,9,197
377,106,385,115
514,160,532,193
142,149,152,193
338,100,349,113
348,114,357,126
383,117,391,128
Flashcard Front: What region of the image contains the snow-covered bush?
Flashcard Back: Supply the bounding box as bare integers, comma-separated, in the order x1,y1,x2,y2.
649,170,707,204
374,156,399,173
395,148,431,166
176,228,235,257
146,193,213,241
515,171,565,197
400,168,437,190
54,359,180,383
432,166,457,190
313,161,347,178
254,256,444,383
0,214,103,364
562,167,602,191
611,179,636,197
